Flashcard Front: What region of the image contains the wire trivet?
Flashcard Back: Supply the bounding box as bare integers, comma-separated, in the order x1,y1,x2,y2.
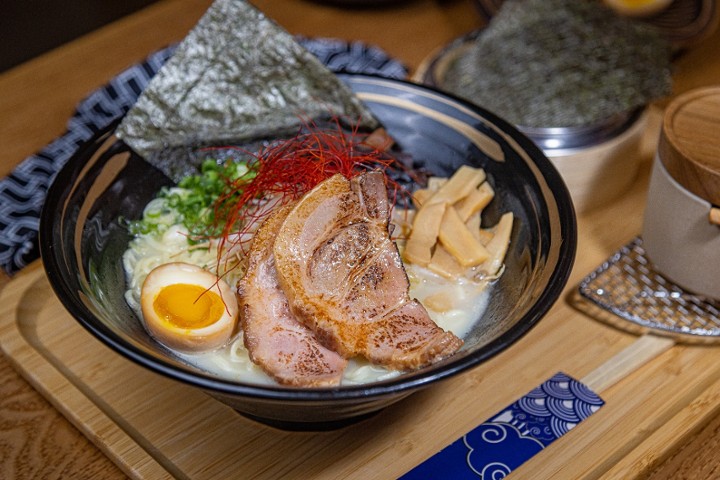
578,236,720,342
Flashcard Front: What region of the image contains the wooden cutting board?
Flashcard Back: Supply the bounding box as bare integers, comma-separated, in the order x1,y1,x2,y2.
3,248,720,480
3,131,720,478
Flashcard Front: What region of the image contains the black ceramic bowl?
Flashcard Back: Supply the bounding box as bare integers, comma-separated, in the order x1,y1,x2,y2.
40,74,576,430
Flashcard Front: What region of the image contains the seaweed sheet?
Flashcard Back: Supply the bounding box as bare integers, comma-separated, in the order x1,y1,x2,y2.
116,0,380,182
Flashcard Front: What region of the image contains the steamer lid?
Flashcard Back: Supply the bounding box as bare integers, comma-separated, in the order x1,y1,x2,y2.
659,85,720,205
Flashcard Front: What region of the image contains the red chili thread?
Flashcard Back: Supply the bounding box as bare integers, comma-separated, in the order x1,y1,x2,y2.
197,117,418,274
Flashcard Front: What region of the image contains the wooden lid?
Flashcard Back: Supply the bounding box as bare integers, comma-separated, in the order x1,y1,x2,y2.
659,86,720,205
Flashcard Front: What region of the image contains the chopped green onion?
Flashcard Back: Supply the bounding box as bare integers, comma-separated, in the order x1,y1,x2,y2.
126,158,256,238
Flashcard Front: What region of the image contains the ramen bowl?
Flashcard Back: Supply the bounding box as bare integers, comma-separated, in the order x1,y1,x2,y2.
40,74,576,430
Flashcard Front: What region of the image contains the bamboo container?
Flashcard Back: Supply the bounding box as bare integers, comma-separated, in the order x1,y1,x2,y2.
526,108,648,213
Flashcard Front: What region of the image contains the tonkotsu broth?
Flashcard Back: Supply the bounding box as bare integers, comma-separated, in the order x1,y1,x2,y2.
123,221,492,387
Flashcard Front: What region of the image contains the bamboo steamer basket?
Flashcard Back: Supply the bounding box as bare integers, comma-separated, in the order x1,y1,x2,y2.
526,109,648,213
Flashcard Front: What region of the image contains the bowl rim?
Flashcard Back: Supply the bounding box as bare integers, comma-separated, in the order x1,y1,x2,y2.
39,73,577,401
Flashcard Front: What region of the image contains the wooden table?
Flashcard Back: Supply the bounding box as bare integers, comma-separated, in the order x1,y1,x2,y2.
1,0,719,477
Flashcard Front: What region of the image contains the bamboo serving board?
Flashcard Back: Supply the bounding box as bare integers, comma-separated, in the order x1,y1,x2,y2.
3,143,720,479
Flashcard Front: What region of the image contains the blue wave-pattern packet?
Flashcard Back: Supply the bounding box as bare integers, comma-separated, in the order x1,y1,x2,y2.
400,372,604,479
0,38,407,276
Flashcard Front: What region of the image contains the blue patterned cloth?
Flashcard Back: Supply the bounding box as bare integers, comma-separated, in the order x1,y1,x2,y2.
400,372,604,479
0,38,407,275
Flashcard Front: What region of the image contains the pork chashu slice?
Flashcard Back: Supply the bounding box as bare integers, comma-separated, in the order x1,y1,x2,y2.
274,171,463,370
237,204,348,387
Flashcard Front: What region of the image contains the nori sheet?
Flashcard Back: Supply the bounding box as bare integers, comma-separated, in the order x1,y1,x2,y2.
116,0,380,182
441,0,673,129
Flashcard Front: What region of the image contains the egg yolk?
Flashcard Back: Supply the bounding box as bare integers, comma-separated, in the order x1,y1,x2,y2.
153,284,225,329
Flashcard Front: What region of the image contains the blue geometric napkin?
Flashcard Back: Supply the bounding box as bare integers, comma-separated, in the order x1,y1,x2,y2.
0,38,407,275
400,372,604,479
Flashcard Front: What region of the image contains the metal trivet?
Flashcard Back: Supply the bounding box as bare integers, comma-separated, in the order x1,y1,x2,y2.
578,236,720,342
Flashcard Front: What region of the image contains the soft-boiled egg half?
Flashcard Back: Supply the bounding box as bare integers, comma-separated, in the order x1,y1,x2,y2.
140,262,239,352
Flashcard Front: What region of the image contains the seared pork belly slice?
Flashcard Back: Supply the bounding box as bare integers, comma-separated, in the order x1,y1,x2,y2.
366,300,463,369
274,171,463,370
237,204,348,387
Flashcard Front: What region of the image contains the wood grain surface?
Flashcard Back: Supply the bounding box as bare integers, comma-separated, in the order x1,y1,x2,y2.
1,0,720,478
658,86,720,204
0,348,125,479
